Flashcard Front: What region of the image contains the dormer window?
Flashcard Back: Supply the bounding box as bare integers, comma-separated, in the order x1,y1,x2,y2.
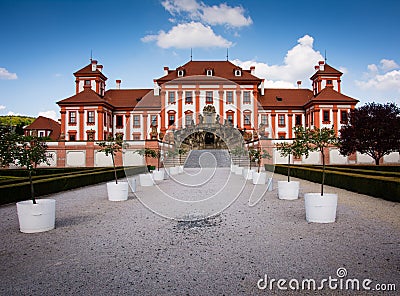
234,69,242,76
206,69,213,76
178,70,184,77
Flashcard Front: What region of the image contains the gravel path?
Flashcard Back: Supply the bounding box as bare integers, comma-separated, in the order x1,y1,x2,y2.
0,170,399,295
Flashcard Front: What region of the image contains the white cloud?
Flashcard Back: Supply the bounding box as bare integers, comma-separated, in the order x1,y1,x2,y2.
6,111,23,116
38,110,59,121
141,22,232,49
200,3,252,27
161,0,252,27
0,105,5,110
233,35,324,88
379,59,399,71
356,59,400,92
0,67,17,80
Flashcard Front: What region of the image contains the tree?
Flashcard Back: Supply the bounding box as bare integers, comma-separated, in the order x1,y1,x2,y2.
295,125,338,196
275,135,308,182
252,147,272,173
97,134,123,184
0,127,19,167
339,102,400,165
230,146,247,166
14,136,52,204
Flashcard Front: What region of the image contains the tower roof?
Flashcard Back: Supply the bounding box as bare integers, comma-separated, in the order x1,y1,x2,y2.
310,63,342,80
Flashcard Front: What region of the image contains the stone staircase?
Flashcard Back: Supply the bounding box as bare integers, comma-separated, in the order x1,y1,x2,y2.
184,149,232,168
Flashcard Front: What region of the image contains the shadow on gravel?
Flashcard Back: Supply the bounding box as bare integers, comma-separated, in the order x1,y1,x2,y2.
56,215,93,228
174,214,223,231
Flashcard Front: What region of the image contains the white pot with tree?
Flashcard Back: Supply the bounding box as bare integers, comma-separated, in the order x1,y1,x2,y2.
243,148,256,180
98,134,129,201
135,148,156,186
252,148,272,185
296,126,339,223
275,138,306,200
9,134,55,233
231,146,246,175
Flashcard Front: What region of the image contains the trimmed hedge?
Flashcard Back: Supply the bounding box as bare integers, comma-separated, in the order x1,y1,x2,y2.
0,166,146,205
265,164,400,202
0,167,99,177
300,165,400,178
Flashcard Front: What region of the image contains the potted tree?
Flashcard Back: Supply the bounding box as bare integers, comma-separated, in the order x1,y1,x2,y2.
167,148,180,175
296,126,339,223
14,135,55,233
149,148,165,181
252,148,272,185
177,147,187,173
243,147,256,180
97,134,129,201
230,146,246,175
275,135,306,200
135,148,156,186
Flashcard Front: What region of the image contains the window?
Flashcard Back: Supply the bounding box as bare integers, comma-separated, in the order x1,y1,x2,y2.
168,92,175,104
133,115,140,127
178,70,184,77
132,133,141,140
69,132,76,141
103,112,107,126
327,80,333,86
278,132,286,139
185,91,192,104
243,113,251,125
278,114,285,127
84,80,91,85
108,114,112,128
340,111,348,123
234,69,241,76
323,110,330,123
39,131,44,137
69,111,76,124
243,91,251,104
295,114,302,126
168,114,175,126
116,115,123,128
185,114,193,126
311,112,314,125
206,69,213,76
206,91,213,104
87,111,95,124
151,115,157,127
260,114,268,126
227,113,234,124
226,91,233,104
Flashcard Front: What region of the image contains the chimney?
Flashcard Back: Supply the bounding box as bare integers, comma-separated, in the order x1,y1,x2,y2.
297,80,302,88
153,80,160,96
314,65,319,71
250,66,255,75
164,67,169,76
116,79,121,89
260,79,265,96
91,60,98,71
319,60,325,71
97,65,103,72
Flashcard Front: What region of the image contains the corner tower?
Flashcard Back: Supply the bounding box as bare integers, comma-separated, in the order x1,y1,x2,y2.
310,61,342,96
74,59,108,96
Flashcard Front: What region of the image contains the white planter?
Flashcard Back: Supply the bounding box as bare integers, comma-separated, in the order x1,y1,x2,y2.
169,166,179,175
139,174,154,186
278,181,299,200
16,199,56,233
267,178,273,191
242,168,254,180
231,164,238,172
234,166,243,175
107,181,129,201
152,170,165,181
252,172,267,185
304,193,338,223
128,177,136,192
178,165,184,174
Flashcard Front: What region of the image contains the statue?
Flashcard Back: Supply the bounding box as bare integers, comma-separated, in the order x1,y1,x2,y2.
215,114,220,124
198,114,204,124
150,126,158,139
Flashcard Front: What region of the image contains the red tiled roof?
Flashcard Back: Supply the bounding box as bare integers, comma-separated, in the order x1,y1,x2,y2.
74,64,107,80
308,86,358,105
310,64,342,80
259,89,314,109
104,89,160,109
24,116,61,140
156,60,262,84
57,87,110,106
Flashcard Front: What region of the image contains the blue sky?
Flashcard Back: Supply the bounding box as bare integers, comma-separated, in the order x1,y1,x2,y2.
0,0,399,120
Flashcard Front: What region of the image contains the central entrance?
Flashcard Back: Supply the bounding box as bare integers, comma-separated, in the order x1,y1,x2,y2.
204,132,215,145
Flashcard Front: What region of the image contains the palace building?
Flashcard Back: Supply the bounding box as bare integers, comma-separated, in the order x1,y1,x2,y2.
57,59,358,143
